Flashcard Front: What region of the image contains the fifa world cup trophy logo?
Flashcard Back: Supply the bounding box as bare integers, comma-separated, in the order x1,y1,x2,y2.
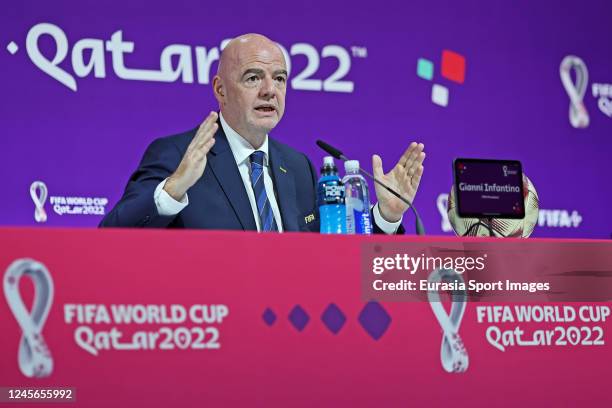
428,268,469,373
3,259,54,377
436,194,452,233
30,181,48,223
560,55,589,129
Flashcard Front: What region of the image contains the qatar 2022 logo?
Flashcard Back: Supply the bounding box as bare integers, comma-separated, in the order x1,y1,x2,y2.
427,269,469,373
3,259,55,378
30,181,48,223
560,55,612,129
28,180,109,222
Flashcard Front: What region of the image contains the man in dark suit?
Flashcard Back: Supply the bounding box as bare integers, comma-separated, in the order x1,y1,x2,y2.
100,33,425,232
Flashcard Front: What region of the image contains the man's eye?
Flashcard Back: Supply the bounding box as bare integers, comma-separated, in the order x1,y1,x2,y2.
276,76,287,83
246,76,259,83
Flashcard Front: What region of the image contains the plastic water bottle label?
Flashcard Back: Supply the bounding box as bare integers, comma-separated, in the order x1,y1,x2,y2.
353,208,372,234
324,185,343,200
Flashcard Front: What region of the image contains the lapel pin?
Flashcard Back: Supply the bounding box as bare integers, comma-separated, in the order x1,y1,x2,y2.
279,166,287,173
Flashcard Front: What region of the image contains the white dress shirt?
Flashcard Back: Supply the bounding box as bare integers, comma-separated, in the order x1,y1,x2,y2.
153,114,401,233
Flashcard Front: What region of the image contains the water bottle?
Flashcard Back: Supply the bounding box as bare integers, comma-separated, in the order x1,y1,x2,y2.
343,160,372,235
317,156,347,234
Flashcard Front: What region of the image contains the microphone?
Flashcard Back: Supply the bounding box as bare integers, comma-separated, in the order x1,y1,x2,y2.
316,140,348,161
316,139,426,235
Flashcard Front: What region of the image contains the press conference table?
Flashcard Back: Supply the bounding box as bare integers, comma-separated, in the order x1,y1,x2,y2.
1,228,611,407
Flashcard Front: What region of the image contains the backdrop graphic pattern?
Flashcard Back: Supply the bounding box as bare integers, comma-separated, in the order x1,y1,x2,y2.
2,0,611,238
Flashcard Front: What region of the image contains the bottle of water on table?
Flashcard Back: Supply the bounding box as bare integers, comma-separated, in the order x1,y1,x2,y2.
317,156,346,234
343,160,372,235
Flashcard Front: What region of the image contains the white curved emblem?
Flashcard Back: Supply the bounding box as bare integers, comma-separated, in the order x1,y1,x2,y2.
560,55,589,129
29,181,48,223
4,259,54,377
427,268,469,373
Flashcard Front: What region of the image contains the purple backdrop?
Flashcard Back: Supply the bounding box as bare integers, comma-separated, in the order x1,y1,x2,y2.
2,0,611,238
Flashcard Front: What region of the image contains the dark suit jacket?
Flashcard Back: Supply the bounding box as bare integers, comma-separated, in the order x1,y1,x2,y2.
100,124,403,233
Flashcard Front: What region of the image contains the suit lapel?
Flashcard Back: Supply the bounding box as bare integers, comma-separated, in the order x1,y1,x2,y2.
269,141,299,232
207,124,257,231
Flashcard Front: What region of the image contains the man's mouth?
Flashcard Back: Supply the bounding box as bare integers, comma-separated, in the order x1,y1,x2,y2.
255,106,276,113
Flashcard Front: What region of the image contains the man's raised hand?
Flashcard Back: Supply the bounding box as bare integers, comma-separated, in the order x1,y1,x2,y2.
164,112,218,201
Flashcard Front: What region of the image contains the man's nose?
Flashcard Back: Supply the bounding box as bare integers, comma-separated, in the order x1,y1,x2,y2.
259,76,276,99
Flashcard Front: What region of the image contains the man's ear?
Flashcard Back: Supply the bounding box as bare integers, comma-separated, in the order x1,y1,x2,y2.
212,75,225,101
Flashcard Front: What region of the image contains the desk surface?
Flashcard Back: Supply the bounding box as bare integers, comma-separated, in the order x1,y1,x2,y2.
1,228,611,407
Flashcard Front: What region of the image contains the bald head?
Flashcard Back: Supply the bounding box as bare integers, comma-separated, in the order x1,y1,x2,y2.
212,33,288,147
218,34,286,78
